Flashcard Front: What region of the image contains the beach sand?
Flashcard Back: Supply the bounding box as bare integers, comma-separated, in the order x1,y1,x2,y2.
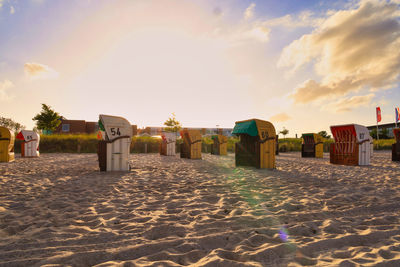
0,152,399,266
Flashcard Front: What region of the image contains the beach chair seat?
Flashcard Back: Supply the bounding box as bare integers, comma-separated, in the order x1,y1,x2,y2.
392,128,400,161
16,130,40,157
330,124,372,166
0,127,15,162
160,132,176,156
97,114,132,171
180,129,202,159
232,119,276,169
211,134,227,155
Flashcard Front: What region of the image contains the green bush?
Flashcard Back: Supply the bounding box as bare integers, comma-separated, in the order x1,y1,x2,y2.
373,139,395,150
15,134,240,154
16,134,393,154
277,138,334,152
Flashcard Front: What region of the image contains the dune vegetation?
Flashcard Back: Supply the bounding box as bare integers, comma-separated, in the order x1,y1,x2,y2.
13,134,395,154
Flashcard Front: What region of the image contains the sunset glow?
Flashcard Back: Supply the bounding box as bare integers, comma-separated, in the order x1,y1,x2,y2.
1,0,399,135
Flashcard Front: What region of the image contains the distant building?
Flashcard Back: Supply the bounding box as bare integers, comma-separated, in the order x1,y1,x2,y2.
366,122,397,138
54,120,97,134
55,119,137,135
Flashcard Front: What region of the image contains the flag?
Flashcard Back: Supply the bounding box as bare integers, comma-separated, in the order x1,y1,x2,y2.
376,107,382,123
396,107,400,123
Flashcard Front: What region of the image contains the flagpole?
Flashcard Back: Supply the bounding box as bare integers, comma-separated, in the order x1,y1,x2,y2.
376,122,379,140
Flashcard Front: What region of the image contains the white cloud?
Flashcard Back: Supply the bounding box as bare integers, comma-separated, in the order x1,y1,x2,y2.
244,3,256,20
0,80,14,101
278,0,400,106
24,62,59,80
270,112,292,122
264,11,322,29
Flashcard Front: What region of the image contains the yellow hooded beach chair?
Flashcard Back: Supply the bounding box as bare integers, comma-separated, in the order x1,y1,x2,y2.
211,134,227,155
232,119,276,169
180,129,202,159
301,133,323,158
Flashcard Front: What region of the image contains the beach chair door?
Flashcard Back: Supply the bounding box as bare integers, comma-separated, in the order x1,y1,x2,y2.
0,140,9,162
357,130,371,165
166,133,176,156
190,141,201,159
107,137,130,171
220,141,227,155
358,140,370,165
25,141,34,157
260,138,275,169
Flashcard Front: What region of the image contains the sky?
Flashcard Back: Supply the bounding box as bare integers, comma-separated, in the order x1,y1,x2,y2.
0,0,399,136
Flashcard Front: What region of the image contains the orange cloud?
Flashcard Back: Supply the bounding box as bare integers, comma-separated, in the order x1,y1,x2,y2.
24,62,58,80
328,94,375,112
270,112,292,122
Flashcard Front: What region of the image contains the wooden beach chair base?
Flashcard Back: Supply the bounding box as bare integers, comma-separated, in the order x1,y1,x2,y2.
330,143,359,166
393,143,400,162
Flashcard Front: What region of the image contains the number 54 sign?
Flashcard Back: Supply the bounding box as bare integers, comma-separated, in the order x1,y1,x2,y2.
110,127,121,136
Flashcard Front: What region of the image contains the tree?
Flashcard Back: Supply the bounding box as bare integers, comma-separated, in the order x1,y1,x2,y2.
380,128,389,139
32,104,62,132
0,116,25,133
370,128,377,139
280,127,289,139
370,128,389,140
163,113,182,133
318,130,331,139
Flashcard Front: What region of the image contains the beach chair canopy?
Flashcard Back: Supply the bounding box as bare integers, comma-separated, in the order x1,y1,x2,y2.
99,114,132,141
211,134,227,143
180,129,202,143
232,119,275,140
0,126,15,151
16,130,40,142
330,124,371,143
302,133,323,144
161,132,176,143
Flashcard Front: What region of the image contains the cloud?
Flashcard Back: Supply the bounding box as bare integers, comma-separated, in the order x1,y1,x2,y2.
270,112,292,122
0,80,14,101
264,11,322,28
327,93,375,112
278,0,400,104
244,3,256,20
24,62,59,80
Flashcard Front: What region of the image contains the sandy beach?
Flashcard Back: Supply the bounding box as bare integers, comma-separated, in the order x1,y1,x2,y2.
0,152,399,266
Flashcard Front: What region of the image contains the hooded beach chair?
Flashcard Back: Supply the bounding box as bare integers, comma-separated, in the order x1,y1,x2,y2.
0,126,15,162
275,135,279,155
180,129,202,159
232,119,276,169
211,134,227,155
97,114,132,171
301,133,323,158
160,132,176,156
330,124,372,166
16,130,40,157
393,128,400,161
